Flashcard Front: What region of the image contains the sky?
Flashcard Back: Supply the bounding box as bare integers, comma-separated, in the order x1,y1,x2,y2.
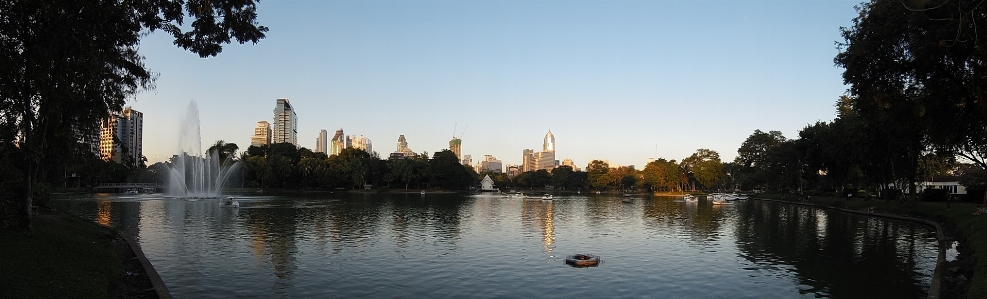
130,0,861,169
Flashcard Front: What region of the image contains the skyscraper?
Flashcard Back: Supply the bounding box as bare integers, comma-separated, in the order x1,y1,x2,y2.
272,98,298,146
544,130,555,152
99,107,143,166
347,135,373,154
315,129,328,153
449,137,462,160
250,121,271,147
330,128,345,155
395,135,415,156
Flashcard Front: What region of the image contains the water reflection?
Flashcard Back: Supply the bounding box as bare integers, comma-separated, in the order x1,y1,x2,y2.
52,194,937,299
734,201,936,298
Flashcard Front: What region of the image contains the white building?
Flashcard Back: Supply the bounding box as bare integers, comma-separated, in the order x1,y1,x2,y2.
272,98,298,146
915,177,968,195
346,135,373,154
480,175,497,191
99,107,143,166
315,129,328,153
250,121,271,147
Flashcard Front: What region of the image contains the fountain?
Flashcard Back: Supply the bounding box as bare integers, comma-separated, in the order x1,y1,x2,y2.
166,101,241,198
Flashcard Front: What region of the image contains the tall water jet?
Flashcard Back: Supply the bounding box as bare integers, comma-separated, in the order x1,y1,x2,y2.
167,101,241,198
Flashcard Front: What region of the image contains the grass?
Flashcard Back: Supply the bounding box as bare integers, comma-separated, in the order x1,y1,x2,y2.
759,193,987,298
0,213,121,299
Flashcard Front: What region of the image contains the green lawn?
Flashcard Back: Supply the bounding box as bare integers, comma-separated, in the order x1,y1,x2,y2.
759,193,987,298
0,213,121,299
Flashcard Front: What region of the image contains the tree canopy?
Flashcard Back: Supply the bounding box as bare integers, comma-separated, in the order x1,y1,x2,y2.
0,0,268,229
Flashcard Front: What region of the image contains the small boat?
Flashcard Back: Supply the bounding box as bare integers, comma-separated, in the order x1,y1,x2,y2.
125,189,138,195
420,190,426,196
542,194,553,200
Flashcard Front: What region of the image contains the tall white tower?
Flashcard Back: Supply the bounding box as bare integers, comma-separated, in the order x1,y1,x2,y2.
543,130,555,152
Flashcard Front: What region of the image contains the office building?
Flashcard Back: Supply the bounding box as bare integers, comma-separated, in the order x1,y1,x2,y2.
315,129,328,153
99,107,143,166
250,121,271,147
462,154,472,166
330,128,345,155
272,98,298,146
395,135,415,155
346,135,373,154
481,155,503,173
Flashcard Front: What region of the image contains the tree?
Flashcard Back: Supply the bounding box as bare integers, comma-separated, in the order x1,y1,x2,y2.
586,160,610,190
836,0,987,200
429,150,472,190
642,159,683,192
0,0,267,229
682,149,724,191
735,130,786,190
551,166,574,189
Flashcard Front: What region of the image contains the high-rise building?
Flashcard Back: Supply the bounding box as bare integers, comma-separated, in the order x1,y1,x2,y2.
395,135,415,156
272,98,298,146
544,130,555,152
346,135,373,154
521,130,557,172
99,107,143,166
449,137,462,160
481,155,503,173
462,154,472,166
522,149,535,172
250,121,271,147
315,129,328,153
330,128,345,155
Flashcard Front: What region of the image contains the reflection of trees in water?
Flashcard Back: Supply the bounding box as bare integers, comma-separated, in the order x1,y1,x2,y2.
240,198,305,284
734,201,931,298
385,194,469,248
641,199,723,244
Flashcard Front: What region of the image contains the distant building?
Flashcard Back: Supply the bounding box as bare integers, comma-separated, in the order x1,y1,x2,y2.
346,135,373,154
480,155,503,173
272,98,298,146
522,149,535,172
544,130,555,152
99,107,143,166
561,158,579,171
315,129,328,153
250,121,271,147
506,165,522,177
449,137,462,160
462,154,472,166
395,135,415,156
535,151,555,172
330,128,345,155
523,130,556,172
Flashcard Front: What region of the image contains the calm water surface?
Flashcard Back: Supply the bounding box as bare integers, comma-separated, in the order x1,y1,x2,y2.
53,193,938,298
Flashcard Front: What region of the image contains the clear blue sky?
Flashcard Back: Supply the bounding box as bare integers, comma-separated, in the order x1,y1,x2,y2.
131,0,860,168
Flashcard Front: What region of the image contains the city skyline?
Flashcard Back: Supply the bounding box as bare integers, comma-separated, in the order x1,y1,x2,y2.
127,1,858,168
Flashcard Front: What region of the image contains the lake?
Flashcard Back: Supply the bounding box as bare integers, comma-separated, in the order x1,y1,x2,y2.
53,192,938,298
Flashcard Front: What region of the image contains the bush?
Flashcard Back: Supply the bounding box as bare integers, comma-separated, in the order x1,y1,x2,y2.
921,189,951,202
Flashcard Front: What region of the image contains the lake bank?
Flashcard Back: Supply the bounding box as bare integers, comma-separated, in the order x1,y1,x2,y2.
757,193,983,298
